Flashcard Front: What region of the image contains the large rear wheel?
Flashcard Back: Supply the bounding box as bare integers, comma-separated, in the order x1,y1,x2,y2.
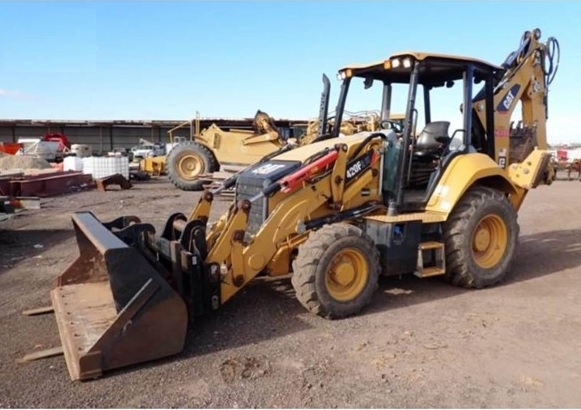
443,186,519,288
166,141,218,191
291,223,380,319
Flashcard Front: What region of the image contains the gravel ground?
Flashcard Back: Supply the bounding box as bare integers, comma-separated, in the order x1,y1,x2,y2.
1,177,580,408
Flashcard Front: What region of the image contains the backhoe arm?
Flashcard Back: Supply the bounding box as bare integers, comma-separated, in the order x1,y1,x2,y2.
473,28,559,165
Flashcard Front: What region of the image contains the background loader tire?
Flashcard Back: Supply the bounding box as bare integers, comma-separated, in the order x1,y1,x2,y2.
291,223,380,319
166,141,218,191
443,186,519,289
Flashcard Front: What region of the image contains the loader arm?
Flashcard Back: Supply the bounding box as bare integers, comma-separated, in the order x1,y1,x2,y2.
205,137,385,303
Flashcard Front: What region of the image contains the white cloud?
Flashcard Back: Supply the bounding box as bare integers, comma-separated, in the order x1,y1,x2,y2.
0,88,36,100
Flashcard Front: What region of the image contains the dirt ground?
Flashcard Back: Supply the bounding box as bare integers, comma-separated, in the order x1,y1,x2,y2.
1,177,580,408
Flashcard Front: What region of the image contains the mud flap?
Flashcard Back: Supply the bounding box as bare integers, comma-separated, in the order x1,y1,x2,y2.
52,211,188,381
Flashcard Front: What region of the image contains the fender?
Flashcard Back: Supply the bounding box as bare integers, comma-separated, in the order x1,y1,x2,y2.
426,153,518,215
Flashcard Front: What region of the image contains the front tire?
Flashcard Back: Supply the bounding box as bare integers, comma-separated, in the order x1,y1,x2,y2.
166,141,218,191
291,223,380,319
443,186,519,288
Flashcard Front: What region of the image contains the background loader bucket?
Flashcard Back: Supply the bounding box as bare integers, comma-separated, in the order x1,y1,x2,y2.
52,212,188,381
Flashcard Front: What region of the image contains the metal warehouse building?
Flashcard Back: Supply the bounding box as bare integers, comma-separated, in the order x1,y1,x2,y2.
0,116,308,154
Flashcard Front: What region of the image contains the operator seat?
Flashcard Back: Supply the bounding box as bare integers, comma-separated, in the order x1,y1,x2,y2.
414,121,451,158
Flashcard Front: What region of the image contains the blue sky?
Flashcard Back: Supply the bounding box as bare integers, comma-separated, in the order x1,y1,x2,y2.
0,1,579,143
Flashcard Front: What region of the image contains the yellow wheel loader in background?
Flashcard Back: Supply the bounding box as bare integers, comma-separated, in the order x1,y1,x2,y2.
27,28,559,381
165,110,295,190
164,107,398,191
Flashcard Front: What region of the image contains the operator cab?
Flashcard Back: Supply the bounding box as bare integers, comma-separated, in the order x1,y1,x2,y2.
332,52,504,214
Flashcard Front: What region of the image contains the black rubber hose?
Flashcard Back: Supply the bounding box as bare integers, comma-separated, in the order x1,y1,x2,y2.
544,37,560,86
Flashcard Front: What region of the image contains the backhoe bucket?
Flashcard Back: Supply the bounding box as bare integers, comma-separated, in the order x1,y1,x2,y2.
52,211,188,381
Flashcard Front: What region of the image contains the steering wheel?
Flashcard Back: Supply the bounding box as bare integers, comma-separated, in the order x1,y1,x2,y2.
380,120,403,134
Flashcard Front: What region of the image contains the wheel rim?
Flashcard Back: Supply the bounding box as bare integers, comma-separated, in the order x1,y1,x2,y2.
325,248,369,302
471,214,508,269
177,153,204,180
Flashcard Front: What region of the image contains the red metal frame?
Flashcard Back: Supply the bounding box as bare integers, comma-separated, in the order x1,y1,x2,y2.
5,171,93,197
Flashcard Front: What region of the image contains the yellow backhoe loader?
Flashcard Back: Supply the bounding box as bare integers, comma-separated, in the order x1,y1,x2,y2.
27,28,559,381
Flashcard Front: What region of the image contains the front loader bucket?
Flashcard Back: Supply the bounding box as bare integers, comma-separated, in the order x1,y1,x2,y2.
52,212,188,381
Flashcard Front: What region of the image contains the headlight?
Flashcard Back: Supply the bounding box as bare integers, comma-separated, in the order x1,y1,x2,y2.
402,58,412,68
336,70,352,80
391,58,401,68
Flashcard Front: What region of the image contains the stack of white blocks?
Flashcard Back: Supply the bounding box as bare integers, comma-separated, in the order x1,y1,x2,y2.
82,156,129,179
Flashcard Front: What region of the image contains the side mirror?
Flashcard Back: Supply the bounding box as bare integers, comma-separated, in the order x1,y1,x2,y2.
364,76,374,89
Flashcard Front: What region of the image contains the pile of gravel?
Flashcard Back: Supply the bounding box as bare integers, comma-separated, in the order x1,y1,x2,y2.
0,153,53,170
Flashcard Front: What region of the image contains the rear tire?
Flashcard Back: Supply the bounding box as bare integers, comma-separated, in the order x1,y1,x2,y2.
291,223,380,319
166,141,218,191
443,186,519,288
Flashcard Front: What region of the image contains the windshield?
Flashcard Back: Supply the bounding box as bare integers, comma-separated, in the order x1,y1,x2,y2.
337,76,410,136
340,70,466,145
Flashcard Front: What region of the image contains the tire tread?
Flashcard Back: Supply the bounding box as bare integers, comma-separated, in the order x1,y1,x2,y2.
166,141,218,191
291,223,380,319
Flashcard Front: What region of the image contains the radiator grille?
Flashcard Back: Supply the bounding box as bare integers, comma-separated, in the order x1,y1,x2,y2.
234,159,302,237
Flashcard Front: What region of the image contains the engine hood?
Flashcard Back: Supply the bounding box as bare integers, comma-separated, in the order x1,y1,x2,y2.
274,131,395,162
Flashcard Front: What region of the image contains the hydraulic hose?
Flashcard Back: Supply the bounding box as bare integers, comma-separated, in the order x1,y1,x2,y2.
543,37,560,86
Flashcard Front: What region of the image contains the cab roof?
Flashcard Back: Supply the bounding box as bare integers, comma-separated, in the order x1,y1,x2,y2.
340,51,504,86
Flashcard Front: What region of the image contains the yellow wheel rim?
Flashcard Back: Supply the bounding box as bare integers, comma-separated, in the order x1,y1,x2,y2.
177,153,204,180
471,214,508,269
325,248,369,302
